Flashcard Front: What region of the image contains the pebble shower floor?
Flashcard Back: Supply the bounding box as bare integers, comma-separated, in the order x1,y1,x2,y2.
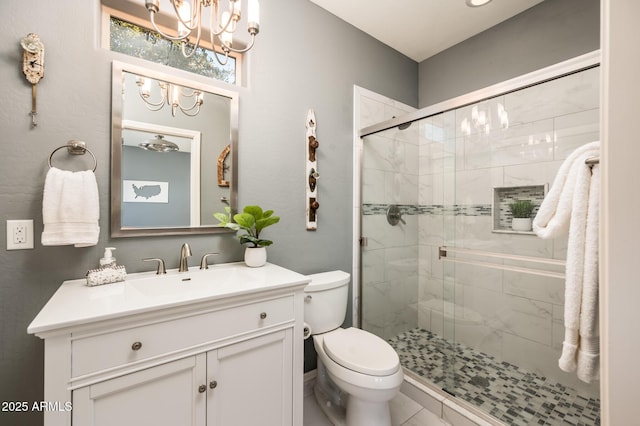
387,328,600,426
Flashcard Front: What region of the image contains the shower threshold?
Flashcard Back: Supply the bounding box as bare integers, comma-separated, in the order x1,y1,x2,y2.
388,328,600,426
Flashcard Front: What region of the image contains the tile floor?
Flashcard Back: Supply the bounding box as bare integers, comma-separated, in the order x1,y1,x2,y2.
388,328,601,426
303,391,448,426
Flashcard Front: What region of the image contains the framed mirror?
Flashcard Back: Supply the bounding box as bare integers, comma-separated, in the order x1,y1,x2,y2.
110,61,238,237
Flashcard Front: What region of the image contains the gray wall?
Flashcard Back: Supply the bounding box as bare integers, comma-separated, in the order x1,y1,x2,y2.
418,0,600,107
0,1,417,424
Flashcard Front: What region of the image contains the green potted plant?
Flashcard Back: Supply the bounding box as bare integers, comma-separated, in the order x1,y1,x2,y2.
509,199,535,232
214,205,280,267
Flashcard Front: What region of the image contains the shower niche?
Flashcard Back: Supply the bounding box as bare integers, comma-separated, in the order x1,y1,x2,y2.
492,184,547,234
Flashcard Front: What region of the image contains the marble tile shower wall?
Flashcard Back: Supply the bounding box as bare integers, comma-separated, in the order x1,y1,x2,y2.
417,67,600,398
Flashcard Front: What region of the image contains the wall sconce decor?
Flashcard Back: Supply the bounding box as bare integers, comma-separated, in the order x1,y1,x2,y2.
305,109,319,230
145,0,260,66
21,33,45,128
136,76,204,117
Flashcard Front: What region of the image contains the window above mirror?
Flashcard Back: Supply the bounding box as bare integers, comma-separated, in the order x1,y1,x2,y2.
102,5,241,85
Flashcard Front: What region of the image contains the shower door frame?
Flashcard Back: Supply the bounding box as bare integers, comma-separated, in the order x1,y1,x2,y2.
353,49,601,329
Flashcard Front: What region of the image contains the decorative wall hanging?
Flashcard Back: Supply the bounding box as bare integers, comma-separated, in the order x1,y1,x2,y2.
21,33,45,128
305,109,319,230
217,144,231,187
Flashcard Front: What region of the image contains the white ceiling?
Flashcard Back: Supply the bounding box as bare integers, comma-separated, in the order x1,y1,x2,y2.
309,0,544,62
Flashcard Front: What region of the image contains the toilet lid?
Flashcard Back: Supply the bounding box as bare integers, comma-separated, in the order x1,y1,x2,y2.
322,328,399,376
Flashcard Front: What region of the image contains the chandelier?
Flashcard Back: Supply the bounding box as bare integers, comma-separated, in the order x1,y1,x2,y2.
460,103,509,136
145,0,260,65
136,76,204,117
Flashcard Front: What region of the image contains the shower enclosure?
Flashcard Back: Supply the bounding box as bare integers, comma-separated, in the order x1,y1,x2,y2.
358,54,600,426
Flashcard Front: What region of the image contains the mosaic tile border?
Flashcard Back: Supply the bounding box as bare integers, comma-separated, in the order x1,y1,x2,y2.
362,203,492,216
388,328,600,426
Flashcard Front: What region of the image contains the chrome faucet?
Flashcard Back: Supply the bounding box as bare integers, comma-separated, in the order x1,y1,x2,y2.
143,258,166,275
200,252,220,269
179,243,192,272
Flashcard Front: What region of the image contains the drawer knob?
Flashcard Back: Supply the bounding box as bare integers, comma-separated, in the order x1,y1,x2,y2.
131,341,142,351
260,312,267,320
209,380,218,389
198,385,206,393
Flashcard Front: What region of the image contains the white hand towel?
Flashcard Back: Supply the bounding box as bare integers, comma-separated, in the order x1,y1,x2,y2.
533,141,600,238
533,141,600,383
41,167,100,247
576,163,600,383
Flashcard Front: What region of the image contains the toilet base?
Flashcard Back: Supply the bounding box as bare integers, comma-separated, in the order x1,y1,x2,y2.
314,384,346,426
314,385,392,426
346,396,392,426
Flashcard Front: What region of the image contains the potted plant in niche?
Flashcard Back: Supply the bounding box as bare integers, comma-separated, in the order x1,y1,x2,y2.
509,199,535,232
214,205,280,267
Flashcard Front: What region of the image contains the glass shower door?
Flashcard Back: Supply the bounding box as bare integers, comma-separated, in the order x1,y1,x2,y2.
360,122,421,342
360,64,601,425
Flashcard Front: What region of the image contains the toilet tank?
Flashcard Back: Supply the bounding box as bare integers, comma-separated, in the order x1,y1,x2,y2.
304,270,350,334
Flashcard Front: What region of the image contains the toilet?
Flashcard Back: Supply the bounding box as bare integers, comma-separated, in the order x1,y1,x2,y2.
304,271,403,426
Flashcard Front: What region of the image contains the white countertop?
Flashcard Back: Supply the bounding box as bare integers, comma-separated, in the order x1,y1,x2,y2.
28,262,310,335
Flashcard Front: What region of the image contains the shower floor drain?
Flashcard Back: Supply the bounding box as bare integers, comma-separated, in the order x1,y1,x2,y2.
469,376,490,388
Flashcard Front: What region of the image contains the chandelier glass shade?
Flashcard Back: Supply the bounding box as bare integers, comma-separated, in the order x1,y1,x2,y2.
460,103,509,136
136,76,204,117
145,0,260,65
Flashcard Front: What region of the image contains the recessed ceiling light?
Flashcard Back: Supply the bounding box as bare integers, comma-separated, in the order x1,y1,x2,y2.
466,0,493,7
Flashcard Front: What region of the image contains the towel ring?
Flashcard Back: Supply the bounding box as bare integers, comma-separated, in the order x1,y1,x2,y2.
48,140,97,172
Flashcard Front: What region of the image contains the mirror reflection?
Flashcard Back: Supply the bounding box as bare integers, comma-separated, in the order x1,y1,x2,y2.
111,61,238,237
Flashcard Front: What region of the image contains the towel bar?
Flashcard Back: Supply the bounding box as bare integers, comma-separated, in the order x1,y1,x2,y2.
585,156,599,166
438,246,565,279
48,140,97,172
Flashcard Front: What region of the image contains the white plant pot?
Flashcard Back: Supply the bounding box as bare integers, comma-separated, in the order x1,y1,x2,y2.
244,247,267,267
512,218,532,232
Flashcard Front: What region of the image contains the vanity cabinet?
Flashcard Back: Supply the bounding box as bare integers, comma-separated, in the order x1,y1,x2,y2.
73,355,206,425
28,263,309,426
73,329,292,426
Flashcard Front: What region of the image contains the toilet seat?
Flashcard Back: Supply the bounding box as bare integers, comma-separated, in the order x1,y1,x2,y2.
322,328,399,376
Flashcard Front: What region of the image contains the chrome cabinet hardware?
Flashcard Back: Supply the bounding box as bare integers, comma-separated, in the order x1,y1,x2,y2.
260,312,267,320
209,380,218,389
198,385,206,393
131,341,142,351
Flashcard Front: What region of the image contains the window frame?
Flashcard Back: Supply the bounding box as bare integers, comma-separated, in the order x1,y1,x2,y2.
101,5,242,86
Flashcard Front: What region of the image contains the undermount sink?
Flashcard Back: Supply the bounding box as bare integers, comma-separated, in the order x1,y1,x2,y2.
127,263,264,298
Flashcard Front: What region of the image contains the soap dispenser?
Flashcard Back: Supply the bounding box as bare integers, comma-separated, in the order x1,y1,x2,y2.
100,247,117,268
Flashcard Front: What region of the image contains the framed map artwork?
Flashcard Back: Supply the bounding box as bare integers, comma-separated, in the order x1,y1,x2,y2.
123,180,169,203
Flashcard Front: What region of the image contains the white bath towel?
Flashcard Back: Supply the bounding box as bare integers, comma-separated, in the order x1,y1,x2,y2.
533,141,600,383
41,167,100,247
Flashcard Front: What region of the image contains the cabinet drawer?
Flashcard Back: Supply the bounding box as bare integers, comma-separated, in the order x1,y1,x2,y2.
72,295,294,377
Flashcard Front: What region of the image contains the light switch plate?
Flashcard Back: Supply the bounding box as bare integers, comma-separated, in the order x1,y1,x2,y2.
7,220,34,250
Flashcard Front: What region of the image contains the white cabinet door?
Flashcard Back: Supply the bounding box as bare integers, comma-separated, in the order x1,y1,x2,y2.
73,355,207,426
207,329,293,426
